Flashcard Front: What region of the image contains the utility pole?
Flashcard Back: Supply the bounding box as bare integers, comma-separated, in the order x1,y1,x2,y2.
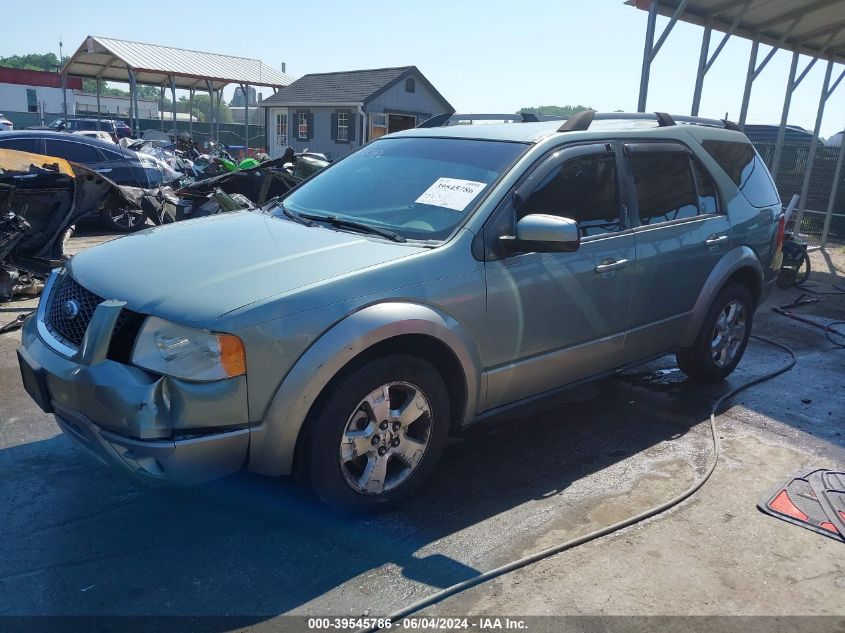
59,38,68,121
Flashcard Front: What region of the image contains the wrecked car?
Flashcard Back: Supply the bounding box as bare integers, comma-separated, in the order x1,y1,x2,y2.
0,148,137,300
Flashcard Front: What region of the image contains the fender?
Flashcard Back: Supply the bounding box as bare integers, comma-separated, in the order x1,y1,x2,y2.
247,302,483,476
679,245,763,347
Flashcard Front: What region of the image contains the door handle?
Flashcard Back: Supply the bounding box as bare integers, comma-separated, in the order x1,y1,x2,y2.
595,258,629,273
95,168,113,173
705,234,729,247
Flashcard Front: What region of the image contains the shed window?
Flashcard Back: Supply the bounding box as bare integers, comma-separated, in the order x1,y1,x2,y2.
276,113,288,146
337,112,349,142
298,112,308,140
405,78,415,93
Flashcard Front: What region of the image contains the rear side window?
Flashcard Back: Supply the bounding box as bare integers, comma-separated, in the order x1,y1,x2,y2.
700,139,780,208
520,153,621,237
44,139,101,163
628,151,698,224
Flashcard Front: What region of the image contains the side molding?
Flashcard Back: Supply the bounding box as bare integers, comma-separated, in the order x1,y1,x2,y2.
680,246,763,347
247,302,483,476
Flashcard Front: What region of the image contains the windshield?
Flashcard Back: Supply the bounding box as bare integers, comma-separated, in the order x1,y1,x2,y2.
276,137,526,241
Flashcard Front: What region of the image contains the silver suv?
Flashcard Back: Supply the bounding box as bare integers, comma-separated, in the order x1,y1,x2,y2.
17,111,784,510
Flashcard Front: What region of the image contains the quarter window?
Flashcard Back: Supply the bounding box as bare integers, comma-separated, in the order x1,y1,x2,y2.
337,112,349,142
44,140,100,163
629,151,698,224
520,152,621,237
275,113,288,146
298,112,308,140
700,139,780,208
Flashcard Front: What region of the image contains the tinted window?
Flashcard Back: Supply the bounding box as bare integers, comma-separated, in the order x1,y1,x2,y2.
700,139,780,208
44,139,101,163
691,157,719,214
629,151,698,224
0,138,40,153
520,153,621,237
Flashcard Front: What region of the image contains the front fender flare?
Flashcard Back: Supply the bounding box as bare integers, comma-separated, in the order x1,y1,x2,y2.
247,302,483,476
680,245,763,347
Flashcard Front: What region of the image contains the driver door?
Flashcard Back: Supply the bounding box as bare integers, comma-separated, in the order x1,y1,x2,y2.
483,143,636,411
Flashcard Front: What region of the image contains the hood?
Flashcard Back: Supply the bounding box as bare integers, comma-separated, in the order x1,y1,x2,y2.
69,212,426,327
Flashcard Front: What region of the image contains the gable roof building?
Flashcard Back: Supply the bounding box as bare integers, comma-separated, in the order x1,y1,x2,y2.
260,66,453,158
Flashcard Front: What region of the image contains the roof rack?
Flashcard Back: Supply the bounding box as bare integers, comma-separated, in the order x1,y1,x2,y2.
416,111,740,131
554,110,740,132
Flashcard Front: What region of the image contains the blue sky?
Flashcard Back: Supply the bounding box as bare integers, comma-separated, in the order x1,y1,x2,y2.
6,0,845,136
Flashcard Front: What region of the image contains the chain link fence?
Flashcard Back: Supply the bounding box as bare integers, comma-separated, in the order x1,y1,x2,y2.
753,141,845,248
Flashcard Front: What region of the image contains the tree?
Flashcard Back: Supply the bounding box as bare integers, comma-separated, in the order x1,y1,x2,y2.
0,52,62,72
517,105,593,116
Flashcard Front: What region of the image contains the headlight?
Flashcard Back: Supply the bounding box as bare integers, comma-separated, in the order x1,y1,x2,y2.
131,316,246,381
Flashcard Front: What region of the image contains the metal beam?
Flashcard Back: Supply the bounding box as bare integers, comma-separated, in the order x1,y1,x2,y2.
170,75,177,129
650,0,691,59
691,0,753,116
770,51,800,179
794,19,845,43
637,0,659,112
822,126,845,247
794,60,836,236
739,37,759,129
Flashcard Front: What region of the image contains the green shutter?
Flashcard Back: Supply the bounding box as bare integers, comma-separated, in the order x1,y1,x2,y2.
348,113,357,143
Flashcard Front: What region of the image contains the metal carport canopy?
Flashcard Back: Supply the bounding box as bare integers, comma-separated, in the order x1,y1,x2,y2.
627,0,845,65
627,0,845,249
62,36,293,90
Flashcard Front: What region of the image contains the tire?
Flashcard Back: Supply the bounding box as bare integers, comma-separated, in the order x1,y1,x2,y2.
300,354,450,512
676,282,753,383
99,206,147,233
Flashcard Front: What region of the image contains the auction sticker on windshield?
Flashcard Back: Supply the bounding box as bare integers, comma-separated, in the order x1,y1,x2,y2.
415,178,487,211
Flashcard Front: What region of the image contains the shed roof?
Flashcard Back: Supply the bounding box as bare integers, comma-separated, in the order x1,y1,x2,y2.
62,36,294,90
260,65,454,111
627,0,845,65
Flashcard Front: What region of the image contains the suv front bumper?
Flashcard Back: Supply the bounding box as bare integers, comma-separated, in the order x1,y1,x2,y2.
17,313,250,485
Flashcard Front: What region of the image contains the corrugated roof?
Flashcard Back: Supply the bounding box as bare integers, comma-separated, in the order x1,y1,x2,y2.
626,0,845,65
260,66,413,105
260,66,453,112
62,36,293,90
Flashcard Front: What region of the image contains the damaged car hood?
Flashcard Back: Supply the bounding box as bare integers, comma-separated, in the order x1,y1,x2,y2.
68,212,426,326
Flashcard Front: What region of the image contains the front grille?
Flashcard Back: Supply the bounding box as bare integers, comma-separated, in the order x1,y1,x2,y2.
46,275,104,348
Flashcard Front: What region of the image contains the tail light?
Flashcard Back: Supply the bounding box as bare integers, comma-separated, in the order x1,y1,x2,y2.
775,214,786,252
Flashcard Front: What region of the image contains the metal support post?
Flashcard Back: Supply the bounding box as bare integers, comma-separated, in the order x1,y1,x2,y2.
770,51,800,180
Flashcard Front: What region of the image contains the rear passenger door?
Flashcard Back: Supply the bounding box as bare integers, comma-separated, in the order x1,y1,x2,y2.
622,142,730,363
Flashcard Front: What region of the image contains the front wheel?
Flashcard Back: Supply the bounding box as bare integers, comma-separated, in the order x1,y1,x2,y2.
677,282,753,383
301,355,450,512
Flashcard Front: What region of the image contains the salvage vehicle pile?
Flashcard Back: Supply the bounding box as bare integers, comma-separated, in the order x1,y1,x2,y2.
0,140,329,300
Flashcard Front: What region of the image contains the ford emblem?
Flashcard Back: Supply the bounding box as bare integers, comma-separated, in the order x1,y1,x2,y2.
62,300,80,320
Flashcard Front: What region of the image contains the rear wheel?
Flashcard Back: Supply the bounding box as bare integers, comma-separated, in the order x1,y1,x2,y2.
301,355,450,512
677,282,753,382
99,206,146,233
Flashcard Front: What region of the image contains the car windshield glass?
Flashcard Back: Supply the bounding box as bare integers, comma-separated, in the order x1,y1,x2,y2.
275,137,526,241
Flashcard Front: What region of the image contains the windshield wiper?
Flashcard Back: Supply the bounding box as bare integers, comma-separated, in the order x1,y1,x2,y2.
302,213,407,243
278,202,316,227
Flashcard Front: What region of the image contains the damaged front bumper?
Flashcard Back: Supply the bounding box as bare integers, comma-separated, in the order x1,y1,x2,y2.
17,296,250,485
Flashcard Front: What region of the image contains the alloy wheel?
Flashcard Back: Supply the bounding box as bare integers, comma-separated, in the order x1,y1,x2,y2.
339,381,432,495
711,300,746,368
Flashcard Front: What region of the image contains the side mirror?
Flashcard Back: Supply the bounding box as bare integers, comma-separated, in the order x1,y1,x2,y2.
499,214,580,254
